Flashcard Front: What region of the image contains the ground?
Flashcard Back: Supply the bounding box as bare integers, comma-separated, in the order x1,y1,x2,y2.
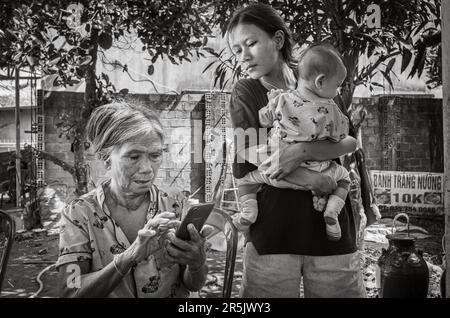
0,184,446,298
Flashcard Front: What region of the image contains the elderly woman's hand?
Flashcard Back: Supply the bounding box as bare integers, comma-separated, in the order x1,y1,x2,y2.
122,212,178,265
164,224,206,271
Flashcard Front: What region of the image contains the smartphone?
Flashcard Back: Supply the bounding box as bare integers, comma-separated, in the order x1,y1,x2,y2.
175,203,215,240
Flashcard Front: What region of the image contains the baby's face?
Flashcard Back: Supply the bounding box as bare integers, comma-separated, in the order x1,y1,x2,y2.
318,66,346,99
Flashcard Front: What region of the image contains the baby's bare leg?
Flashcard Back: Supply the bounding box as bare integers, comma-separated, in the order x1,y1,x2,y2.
238,193,258,226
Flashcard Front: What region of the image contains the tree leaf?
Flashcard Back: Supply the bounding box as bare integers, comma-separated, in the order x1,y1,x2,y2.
147,64,154,75
26,55,35,66
219,70,226,90
101,73,109,83
381,70,394,89
400,49,412,73
202,60,216,74
98,32,113,50
79,55,92,66
118,88,129,96
385,58,396,75
203,47,219,57
49,57,61,66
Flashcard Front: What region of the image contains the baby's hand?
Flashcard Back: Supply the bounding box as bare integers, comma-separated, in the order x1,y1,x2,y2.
267,88,284,100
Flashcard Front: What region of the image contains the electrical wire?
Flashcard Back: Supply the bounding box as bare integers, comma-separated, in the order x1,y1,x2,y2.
29,263,56,298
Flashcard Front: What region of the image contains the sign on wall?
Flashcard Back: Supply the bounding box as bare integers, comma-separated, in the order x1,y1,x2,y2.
370,170,444,216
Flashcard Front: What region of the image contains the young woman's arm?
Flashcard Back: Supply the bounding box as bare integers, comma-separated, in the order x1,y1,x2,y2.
264,136,358,181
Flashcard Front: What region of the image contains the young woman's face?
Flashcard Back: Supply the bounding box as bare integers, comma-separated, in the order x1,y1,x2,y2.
109,131,164,196
229,23,281,79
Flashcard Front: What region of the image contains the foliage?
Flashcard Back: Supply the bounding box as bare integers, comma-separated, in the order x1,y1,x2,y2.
206,0,441,107
0,0,214,194
0,0,213,80
409,31,441,89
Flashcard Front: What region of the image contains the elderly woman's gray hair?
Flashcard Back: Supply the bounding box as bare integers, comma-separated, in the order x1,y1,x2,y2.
86,102,164,162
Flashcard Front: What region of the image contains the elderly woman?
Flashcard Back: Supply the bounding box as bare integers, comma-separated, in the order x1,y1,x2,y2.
56,102,208,298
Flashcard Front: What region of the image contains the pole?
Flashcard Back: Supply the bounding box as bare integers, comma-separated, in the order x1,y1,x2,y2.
15,66,21,208
442,0,450,298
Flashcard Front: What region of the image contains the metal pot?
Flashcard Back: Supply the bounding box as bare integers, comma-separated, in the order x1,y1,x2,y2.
377,213,429,298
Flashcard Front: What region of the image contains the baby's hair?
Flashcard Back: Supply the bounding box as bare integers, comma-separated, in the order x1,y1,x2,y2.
297,43,345,81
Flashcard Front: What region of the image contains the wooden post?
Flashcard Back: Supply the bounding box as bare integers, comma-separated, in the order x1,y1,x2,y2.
442,0,450,298
15,66,21,208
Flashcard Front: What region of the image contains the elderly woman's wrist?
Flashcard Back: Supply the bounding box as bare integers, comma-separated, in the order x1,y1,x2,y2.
115,251,137,273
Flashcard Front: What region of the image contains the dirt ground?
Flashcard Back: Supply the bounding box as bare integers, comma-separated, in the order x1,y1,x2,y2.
0,230,244,298
1,184,244,298
0,184,446,298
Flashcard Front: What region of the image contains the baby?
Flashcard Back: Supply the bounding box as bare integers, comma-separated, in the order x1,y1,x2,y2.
234,43,351,241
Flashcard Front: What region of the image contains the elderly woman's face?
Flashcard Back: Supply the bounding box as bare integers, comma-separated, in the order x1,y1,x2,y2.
109,131,163,195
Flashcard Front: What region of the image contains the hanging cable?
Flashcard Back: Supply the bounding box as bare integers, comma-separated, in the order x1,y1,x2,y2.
29,263,56,298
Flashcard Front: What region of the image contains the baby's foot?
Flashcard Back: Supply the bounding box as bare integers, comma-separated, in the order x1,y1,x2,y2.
232,214,252,232
323,210,341,241
233,199,258,232
312,195,327,212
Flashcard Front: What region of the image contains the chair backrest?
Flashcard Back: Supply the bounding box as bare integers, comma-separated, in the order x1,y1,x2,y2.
0,209,15,293
204,208,238,298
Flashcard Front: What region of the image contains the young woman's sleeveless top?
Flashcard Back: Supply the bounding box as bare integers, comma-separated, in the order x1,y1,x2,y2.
229,78,357,256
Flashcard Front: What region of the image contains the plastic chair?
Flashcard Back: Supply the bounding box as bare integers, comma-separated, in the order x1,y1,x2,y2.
0,209,15,292
204,207,238,298
198,146,238,297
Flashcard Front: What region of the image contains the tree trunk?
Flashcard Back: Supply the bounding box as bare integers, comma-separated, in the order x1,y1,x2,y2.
341,54,358,112
73,29,99,196
336,55,358,136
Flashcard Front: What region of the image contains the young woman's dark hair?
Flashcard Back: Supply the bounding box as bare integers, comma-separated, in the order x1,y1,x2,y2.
227,3,295,67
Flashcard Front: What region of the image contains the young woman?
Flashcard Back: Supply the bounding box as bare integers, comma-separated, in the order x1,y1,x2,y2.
227,3,366,298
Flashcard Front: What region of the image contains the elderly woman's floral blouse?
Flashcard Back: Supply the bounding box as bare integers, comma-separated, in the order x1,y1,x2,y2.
56,180,189,298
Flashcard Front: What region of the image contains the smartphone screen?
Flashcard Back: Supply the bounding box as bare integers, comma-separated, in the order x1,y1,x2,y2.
175,203,215,240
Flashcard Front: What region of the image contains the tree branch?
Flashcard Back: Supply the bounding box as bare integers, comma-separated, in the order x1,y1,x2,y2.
25,145,76,177
354,50,401,85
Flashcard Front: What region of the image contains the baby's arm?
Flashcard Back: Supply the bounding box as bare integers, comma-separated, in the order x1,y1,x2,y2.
259,105,275,128
264,136,357,181
259,90,285,128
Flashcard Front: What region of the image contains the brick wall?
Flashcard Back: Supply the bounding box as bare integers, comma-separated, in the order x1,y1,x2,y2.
357,95,443,173
42,91,443,202
43,91,208,201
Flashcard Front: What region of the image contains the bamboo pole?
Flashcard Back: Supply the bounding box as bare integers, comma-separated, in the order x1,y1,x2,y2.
442,0,450,298
15,66,21,208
